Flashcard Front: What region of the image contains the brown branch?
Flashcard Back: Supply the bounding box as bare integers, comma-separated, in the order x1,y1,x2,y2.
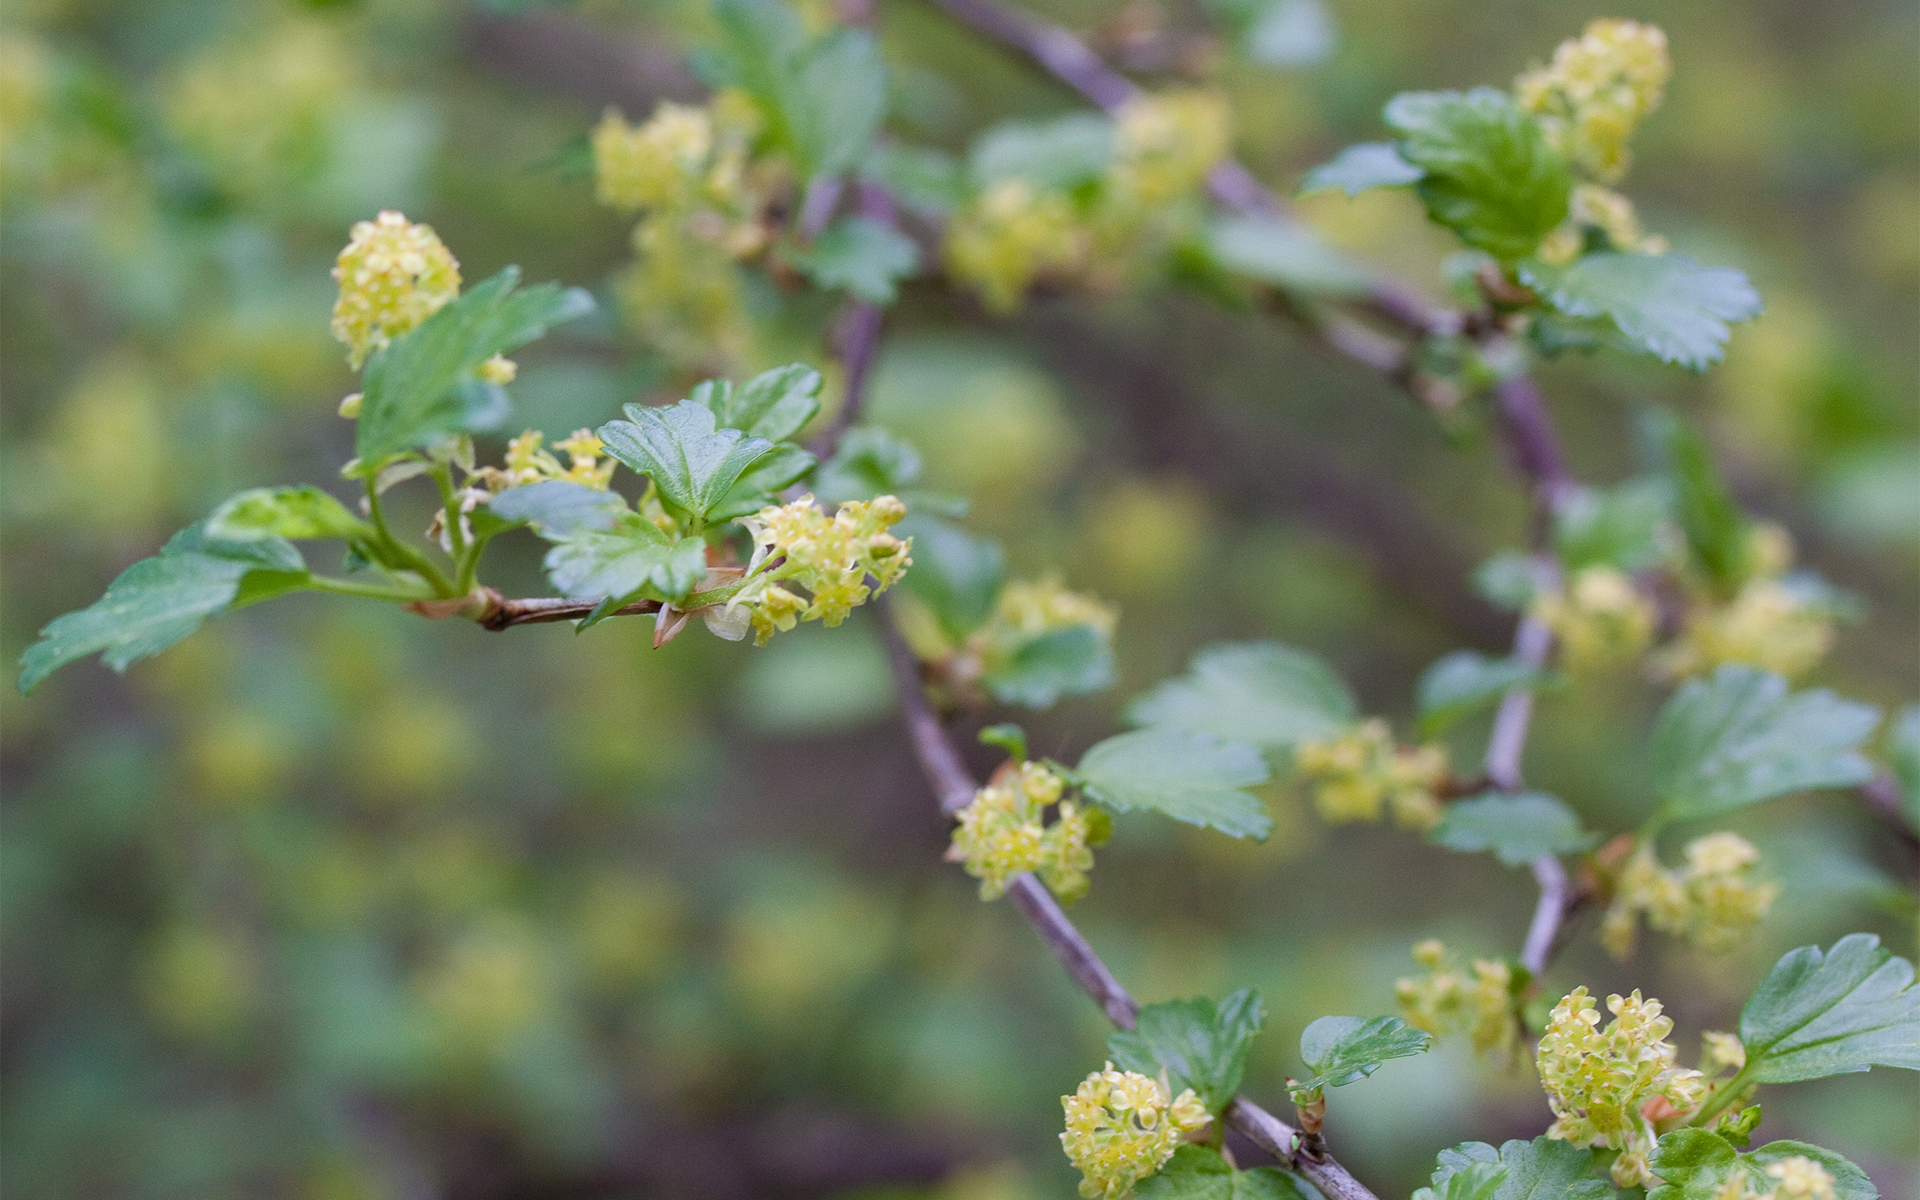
478,592,662,630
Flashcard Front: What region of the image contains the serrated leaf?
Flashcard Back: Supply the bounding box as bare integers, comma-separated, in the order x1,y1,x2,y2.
792,217,919,304
207,486,371,542
898,516,1004,641
692,364,823,442
708,443,818,523
1206,215,1372,295
1299,141,1422,197
1128,641,1355,753
1431,793,1597,867
1075,728,1272,839
598,399,776,527
1521,253,1762,371
487,480,629,537
1649,1131,1876,1200
1742,1142,1877,1200
1426,1138,1611,1200
1106,990,1264,1116
969,113,1114,191
1413,1162,1506,1200
1383,87,1570,262
1135,1146,1314,1200
1297,1014,1430,1090
19,525,307,693
1552,479,1669,573
1738,933,1920,1084
357,267,594,461
541,513,708,603
984,624,1114,709
1417,651,1545,734
1652,665,1880,820
814,426,922,503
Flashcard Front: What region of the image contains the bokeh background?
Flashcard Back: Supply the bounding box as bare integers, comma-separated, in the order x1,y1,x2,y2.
2,0,1916,1196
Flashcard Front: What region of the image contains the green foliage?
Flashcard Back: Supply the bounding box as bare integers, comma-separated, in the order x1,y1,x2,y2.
1072,728,1273,839
1648,1130,1876,1200
19,526,307,693
1885,704,1920,830
1651,666,1880,820
1383,88,1571,262
1520,253,1763,370
1298,141,1423,197
355,267,593,462
704,0,887,178
1551,480,1668,573
897,516,1005,641
1205,215,1373,295
1293,1014,1430,1095
1105,989,1264,1117
1135,1145,1314,1200
983,625,1114,708
207,486,372,543
1640,409,1748,587
690,364,823,442
486,480,628,536
598,399,777,529
1416,1137,1610,1200
1738,933,1920,1084
968,113,1113,190
790,216,919,304
1206,0,1336,68
1416,650,1546,734
1430,792,1596,866
1128,642,1356,754
539,513,709,604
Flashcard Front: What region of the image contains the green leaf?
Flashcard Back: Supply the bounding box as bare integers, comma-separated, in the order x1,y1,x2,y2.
691,364,823,442
1412,1162,1506,1200
968,113,1114,191
1425,1138,1611,1200
1136,1146,1313,1200
814,426,922,503
357,266,594,461
1237,0,1336,68
862,142,965,217
1885,704,1920,831
898,517,1004,642
1521,253,1762,371
1299,141,1422,197
1738,932,1920,1084
541,513,708,603
978,723,1027,761
1652,666,1881,820
1431,793,1597,867
598,399,776,527
708,0,886,178
1473,551,1542,612
1127,641,1356,753
708,443,819,523
1639,408,1747,587
1649,1131,1876,1200
1552,479,1669,573
487,480,628,536
1205,215,1373,295
985,625,1115,709
206,486,372,542
1106,989,1264,1116
19,525,307,693
1383,87,1571,262
1075,728,1273,839
1416,650,1544,734
1296,1014,1430,1090
791,216,919,304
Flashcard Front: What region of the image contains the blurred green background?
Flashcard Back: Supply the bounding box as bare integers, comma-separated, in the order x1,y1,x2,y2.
2,0,1915,1196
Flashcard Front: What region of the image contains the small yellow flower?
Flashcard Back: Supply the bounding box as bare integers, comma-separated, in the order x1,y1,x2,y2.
1531,565,1656,672
1396,940,1520,1062
330,210,461,369
730,494,912,643
477,354,517,385
1515,19,1670,183
1764,1157,1837,1200
1060,1062,1209,1199
1295,720,1448,830
592,103,715,212
1109,90,1231,205
948,762,1097,901
946,179,1087,313
1601,835,1776,957
1536,986,1705,1187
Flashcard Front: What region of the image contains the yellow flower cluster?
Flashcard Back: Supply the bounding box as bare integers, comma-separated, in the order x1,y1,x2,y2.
1530,564,1657,673
945,180,1086,314
986,574,1119,647
1536,986,1706,1188
1537,182,1671,264
594,102,716,212
471,429,617,492
1649,525,1836,682
1515,19,1671,183
732,494,911,645
1602,833,1778,958
1060,1062,1209,1200
330,211,462,369
1294,719,1449,831
1108,90,1232,208
947,761,1102,902
1702,1155,1838,1200
1395,939,1521,1063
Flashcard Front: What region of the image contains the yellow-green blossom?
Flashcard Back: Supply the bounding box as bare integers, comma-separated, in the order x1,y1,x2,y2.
1538,182,1670,263
472,429,617,492
1531,564,1657,673
1515,19,1670,183
1536,987,1706,1188
1060,1062,1209,1200
1109,89,1231,206
948,761,1100,902
946,179,1087,313
1764,1157,1837,1200
1395,939,1521,1063
330,210,461,369
1294,719,1449,831
593,103,715,212
1601,834,1777,958
729,494,912,644
1661,577,1834,682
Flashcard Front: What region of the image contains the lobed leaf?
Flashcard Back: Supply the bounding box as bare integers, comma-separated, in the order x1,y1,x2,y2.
984,624,1114,709
357,267,594,461
791,217,919,304
708,444,819,523
1422,1137,1610,1200
1649,1130,1876,1200
1738,933,1920,1084
1075,728,1273,839
1383,87,1571,262
541,513,708,603
1521,253,1761,371
1430,792,1597,867
1297,1014,1430,1090
813,426,922,503
598,399,776,527
708,0,886,178
692,364,823,443
1106,989,1264,1117
1127,641,1355,754
1135,1146,1313,1200
1416,650,1545,734
1298,141,1422,197
1413,1162,1506,1200
1652,665,1880,820
19,525,307,694
487,480,628,537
